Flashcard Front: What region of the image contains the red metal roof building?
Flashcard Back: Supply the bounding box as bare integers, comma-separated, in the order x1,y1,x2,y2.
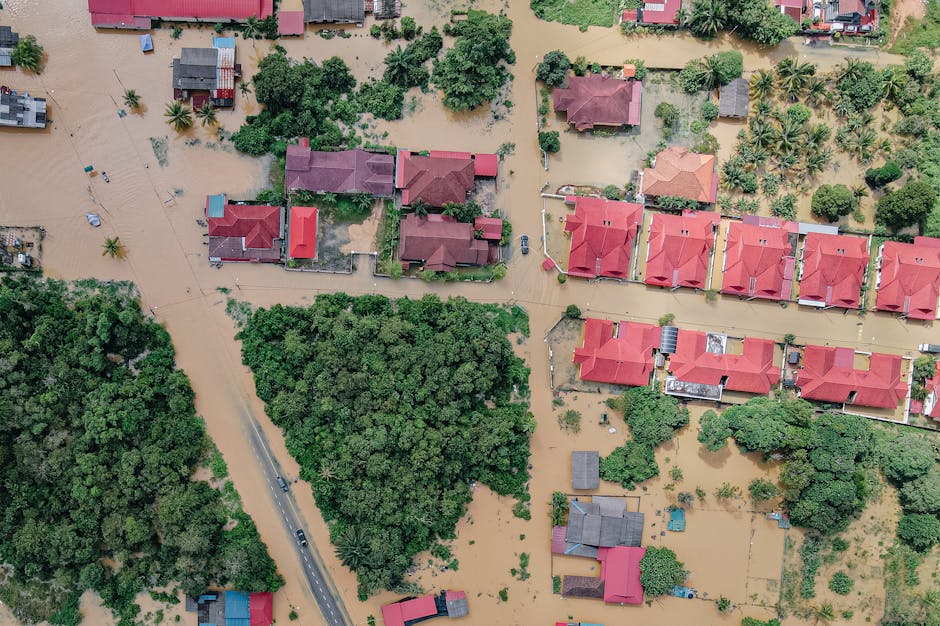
573,319,660,387
288,206,317,260
286,142,395,197
669,331,779,394
797,345,908,408
798,233,869,309
620,0,681,24
396,150,476,207
398,213,491,272
473,216,503,241
645,211,720,289
277,10,305,35
88,0,273,28
598,546,646,605
564,195,643,280
248,592,273,626
721,219,798,301
205,194,282,263
874,237,940,320
775,0,805,21
381,591,468,626
923,363,940,421
552,75,643,131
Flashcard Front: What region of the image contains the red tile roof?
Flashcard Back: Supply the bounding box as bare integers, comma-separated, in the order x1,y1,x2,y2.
642,147,717,203
473,153,499,177
798,233,869,309
640,0,681,24
277,10,305,35
381,595,438,626
206,195,281,262
285,147,395,196
88,0,272,25
669,331,780,394
552,75,643,131
396,151,475,207
798,345,908,408
645,211,719,289
398,214,490,271
551,525,567,554
473,216,503,241
573,319,660,386
288,206,317,259
598,546,645,605
721,221,797,301
564,195,643,279
875,239,940,320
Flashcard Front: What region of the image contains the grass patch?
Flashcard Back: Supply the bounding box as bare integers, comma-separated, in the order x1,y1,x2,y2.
892,0,940,54
289,191,373,223
862,235,887,311
530,0,619,28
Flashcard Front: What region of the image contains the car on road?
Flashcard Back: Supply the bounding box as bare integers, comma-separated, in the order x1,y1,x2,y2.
520,234,529,255
295,529,308,546
277,476,289,492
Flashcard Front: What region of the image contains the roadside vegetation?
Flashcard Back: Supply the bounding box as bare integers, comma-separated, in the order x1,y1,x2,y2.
0,277,281,625
687,0,797,45
530,0,619,29
237,294,533,596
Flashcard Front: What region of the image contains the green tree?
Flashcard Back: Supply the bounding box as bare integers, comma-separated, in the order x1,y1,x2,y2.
897,513,940,551
600,442,658,488
400,16,418,40
864,161,902,188
539,131,560,153
638,547,687,596
748,478,780,502
101,237,125,258
537,50,571,87
878,430,935,483
901,471,940,514
123,89,141,110
11,34,43,73
196,102,217,127
876,180,937,230
164,100,194,132
231,120,272,155
701,100,719,122
697,409,732,451
688,0,727,38
811,184,854,222
564,304,581,319
610,386,689,447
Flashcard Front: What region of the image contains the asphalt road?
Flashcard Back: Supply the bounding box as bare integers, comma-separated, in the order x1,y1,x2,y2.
241,407,351,626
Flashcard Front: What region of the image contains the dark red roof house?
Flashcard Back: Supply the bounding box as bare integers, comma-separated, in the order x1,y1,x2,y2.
564,195,644,280
427,150,499,178
205,194,282,263
398,214,490,272
396,150,476,207
573,318,660,386
597,546,646,605
381,591,468,626
552,75,643,132
88,0,272,28
620,0,681,25
645,211,720,289
797,345,908,408
875,237,940,321
775,0,805,22
288,206,318,260
798,233,869,309
669,331,780,394
474,216,504,241
285,141,395,197
721,220,798,301
923,362,940,421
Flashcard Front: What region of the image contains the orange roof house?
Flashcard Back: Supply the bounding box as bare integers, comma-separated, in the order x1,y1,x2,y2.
669,330,779,394
645,211,720,289
564,195,644,279
798,233,869,309
552,74,643,131
797,345,908,409
573,319,660,386
721,220,798,301
642,147,717,204
288,206,318,259
875,237,940,320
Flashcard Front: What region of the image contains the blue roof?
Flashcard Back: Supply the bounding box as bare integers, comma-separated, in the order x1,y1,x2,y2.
213,37,236,49
224,591,250,619
139,34,153,52
207,194,226,218
225,619,250,626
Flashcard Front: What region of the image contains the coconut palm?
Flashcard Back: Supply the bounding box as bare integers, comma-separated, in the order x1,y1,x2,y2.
804,149,832,177
749,120,777,150
410,199,430,217
776,58,815,101
102,237,125,258
777,119,803,154
334,527,370,569
805,77,827,107
123,89,141,110
383,46,414,87
851,185,869,201
753,100,775,119
351,193,373,212
242,17,261,40
195,102,217,127
776,152,799,173
164,100,193,131
239,82,251,96
882,67,906,101
320,192,338,206
674,8,689,26
808,123,832,146
837,57,865,83
750,69,775,100
688,0,726,37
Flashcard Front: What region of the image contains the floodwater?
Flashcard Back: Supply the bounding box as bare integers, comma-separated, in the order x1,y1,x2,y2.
0,1,929,625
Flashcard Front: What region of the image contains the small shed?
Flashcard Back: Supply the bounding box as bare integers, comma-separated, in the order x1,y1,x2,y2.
718,78,749,119
571,451,600,490
139,33,153,52
562,576,605,599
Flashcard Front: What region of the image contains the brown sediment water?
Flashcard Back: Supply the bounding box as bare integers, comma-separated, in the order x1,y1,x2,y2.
0,1,928,625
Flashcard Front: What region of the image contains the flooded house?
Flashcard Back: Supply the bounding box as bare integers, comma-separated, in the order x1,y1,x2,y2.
619,0,681,26
0,88,47,129
0,26,19,67
87,0,273,28
381,590,468,626
665,331,779,398
205,194,283,263
572,319,660,386
171,37,238,108
640,146,717,205
797,232,869,310
797,346,908,408
874,237,940,320
285,140,395,197
774,0,806,22
551,74,643,132
718,78,750,119
287,206,318,261
719,218,798,301
571,451,600,491
563,196,643,280
397,214,493,271
395,149,497,207
644,211,720,290
922,363,940,423
185,590,273,626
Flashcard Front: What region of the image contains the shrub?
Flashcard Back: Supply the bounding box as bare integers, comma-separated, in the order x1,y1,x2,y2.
657,313,675,326
748,478,780,502
811,184,854,222
638,547,687,596
786,103,811,124
828,571,853,595
715,482,742,499
11,34,44,73
603,184,621,200
701,100,719,122
564,304,582,318
560,409,582,433
717,596,731,612
655,102,680,129
400,16,418,40
539,131,561,153
865,161,903,188
537,50,571,86
770,194,797,220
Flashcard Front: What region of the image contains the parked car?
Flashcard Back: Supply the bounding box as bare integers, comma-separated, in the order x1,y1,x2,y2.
920,344,940,354
277,476,289,492
520,234,529,255
295,529,308,546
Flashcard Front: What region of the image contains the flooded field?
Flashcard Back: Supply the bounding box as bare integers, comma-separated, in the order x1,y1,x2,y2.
0,0,934,625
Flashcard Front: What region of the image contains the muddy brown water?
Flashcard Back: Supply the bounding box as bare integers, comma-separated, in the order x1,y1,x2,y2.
0,0,928,625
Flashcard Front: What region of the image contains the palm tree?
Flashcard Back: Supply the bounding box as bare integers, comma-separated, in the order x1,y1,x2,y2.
837,57,865,83
814,603,836,624
882,67,906,101
777,119,803,154
195,102,217,127
749,120,777,150
674,7,689,26
334,527,369,569
411,199,430,217
123,89,141,110
351,193,373,212
750,69,775,101
239,82,251,96
851,185,869,201
102,237,125,259
242,17,261,40
688,0,726,37
383,46,413,87
804,149,832,177
320,192,338,206
832,96,854,118
808,123,831,146
164,100,193,132
753,100,775,119
805,77,826,107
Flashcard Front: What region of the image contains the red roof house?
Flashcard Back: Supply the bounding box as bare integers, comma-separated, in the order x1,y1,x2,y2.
286,144,395,197
798,233,869,309
775,0,805,22
645,211,720,289
398,213,491,271
573,319,660,386
396,150,476,207
721,220,798,301
923,363,940,421
473,216,503,241
797,345,908,408
669,331,779,394
564,195,643,279
381,591,468,626
277,10,305,35
642,147,717,204
288,206,318,260
620,0,681,24
875,238,940,320
552,75,643,131
598,546,646,605
248,592,273,626
88,0,272,28
205,194,282,263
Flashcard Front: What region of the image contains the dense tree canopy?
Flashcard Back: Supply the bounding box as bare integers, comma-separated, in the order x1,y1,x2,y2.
638,547,687,596
237,294,533,595
679,51,744,93
0,277,280,624
537,50,571,87
811,183,855,222
688,0,797,46
698,409,732,451
898,513,940,551
876,180,937,230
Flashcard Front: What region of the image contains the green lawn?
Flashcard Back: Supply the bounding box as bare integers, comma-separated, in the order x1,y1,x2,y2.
530,0,620,28
891,0,940,54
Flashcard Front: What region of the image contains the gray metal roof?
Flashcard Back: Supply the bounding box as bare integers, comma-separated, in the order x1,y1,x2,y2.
571,451,599,490
0,52,11,67
0,91,47,129
566,497,645,550
0,26,19,48
303,0,365,23
180,47,218,66
172,58,217,91
445,595,468,617
718,78,749,118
